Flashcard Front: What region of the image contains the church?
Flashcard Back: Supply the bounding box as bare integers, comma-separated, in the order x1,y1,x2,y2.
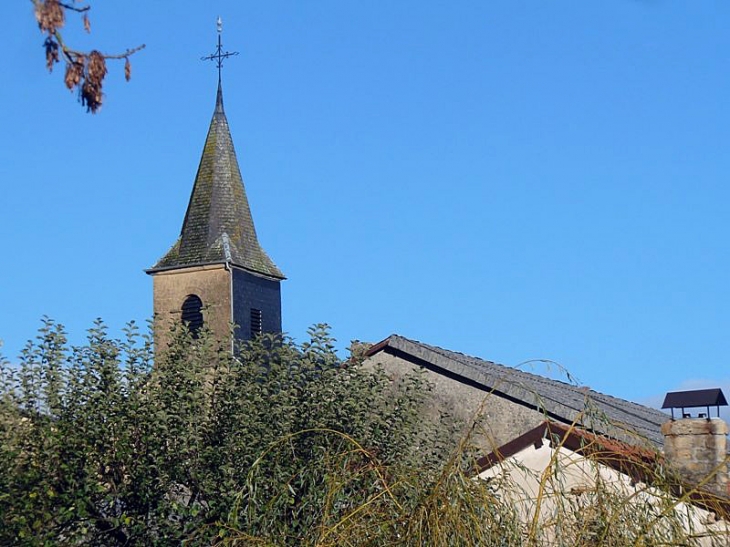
148,76,677,460
144,34,692,462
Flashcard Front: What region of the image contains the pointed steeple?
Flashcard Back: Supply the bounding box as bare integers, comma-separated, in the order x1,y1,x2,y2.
149,84,284,279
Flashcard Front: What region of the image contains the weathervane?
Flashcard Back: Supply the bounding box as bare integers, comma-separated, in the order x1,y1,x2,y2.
201,17,239,83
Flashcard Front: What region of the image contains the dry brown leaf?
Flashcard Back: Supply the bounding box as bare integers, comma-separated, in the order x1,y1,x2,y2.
87,50,107,85
36,0,65,35
82,51,107,113
44,37,60,72
64,58,84,91
81,79,103,113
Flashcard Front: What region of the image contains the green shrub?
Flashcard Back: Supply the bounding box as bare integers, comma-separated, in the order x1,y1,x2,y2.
1,319,728,546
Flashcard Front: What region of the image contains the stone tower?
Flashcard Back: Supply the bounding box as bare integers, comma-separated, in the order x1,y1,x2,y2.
147,83,285,345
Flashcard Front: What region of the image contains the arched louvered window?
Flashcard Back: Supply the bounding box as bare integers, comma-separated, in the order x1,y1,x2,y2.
181,294,204,338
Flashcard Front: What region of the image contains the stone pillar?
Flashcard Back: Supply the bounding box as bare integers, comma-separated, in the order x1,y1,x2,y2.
661,418,729,495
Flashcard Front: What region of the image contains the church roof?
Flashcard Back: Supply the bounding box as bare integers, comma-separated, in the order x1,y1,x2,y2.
366,334,670,447
149,84,284,279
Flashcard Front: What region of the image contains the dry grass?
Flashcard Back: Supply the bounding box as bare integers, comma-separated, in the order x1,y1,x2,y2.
218,398,730,546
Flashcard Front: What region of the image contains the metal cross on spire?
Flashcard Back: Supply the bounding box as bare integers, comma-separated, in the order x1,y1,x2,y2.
201,17,239,84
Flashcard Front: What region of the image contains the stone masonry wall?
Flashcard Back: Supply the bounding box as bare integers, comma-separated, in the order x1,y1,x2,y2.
364,351,550,451
152,265,231,350
661,418,729,496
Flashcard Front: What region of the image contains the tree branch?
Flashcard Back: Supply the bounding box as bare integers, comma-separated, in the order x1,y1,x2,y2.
58,2,89,13
102,44,146,60
32,0,145,112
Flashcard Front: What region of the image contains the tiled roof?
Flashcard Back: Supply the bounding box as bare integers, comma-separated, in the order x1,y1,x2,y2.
475,421,730,517
149,84,284,279
367,334,670,447
475,421,660,476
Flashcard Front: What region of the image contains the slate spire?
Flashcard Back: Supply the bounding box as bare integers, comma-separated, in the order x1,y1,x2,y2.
149,84,284,279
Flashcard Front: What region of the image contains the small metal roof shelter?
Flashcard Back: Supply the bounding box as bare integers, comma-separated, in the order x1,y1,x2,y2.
661,388,728,420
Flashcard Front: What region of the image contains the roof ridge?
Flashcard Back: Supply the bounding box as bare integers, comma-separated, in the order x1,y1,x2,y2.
382,334,668,446
417,338,591,394
403,335,666,416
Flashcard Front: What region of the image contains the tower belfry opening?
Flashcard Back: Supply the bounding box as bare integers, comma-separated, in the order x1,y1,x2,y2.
147,20,284,346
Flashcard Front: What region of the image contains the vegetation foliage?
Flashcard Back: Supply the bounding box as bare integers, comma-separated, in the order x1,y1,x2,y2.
0,320,451,544
1,319,728,545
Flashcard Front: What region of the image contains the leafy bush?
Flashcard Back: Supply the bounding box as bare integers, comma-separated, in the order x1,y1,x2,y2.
0,319,448,545
2,319,728,546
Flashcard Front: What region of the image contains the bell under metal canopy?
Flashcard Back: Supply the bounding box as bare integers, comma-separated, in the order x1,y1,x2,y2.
661,388,728,420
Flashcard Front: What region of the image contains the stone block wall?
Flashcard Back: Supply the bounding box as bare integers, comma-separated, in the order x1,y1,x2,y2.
152,265,232,350
661,418,729,495
364,351,551,451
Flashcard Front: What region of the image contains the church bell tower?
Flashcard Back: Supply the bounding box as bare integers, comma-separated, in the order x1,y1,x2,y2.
147,24,284,344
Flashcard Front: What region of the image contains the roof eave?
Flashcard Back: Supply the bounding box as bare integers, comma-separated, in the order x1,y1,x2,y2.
474,420,730,518
146,259,285,280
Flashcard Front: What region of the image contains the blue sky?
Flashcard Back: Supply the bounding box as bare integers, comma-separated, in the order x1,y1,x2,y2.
2,1,730,408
